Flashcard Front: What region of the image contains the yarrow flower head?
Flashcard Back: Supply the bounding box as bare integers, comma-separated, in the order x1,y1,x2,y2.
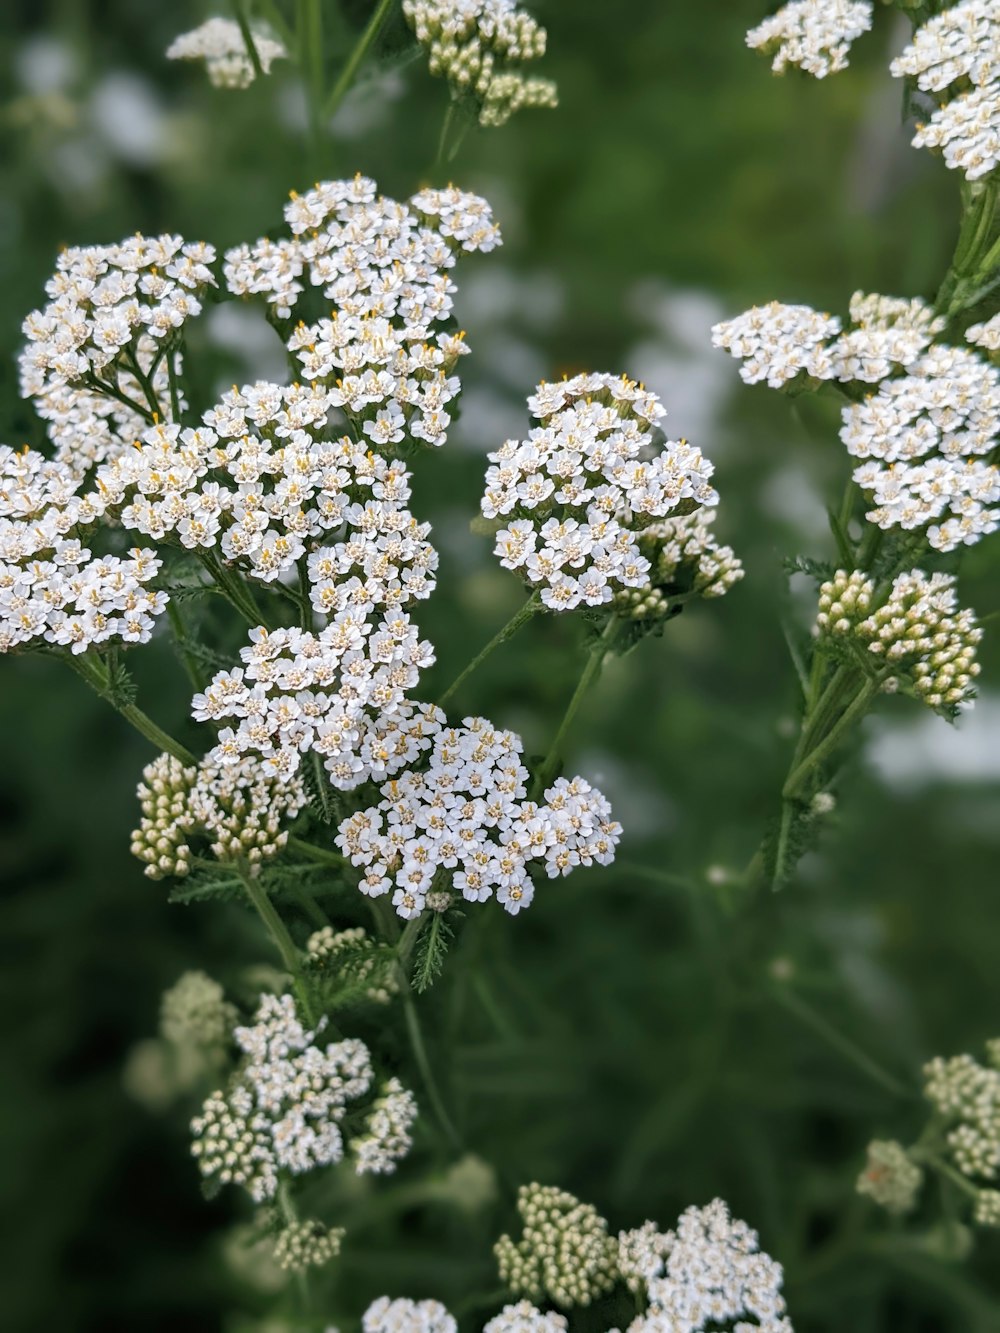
191,993,414,1201
130,750,308,878
483,1303,568,1333
891,0,1000,181
856,1140,924,1216
348,1077,419,1174
484,373,719,612
494,1183,619,1308
924,1039,1000,1185
271,1217,345,1273
166,18,288,89
712,291,944,390
619,1199,792,1333
336,714,621,919
815,569,982,713
160,970,238,1051
363,1297,457,1333
403,0,557,127
746,0,873,79
191,619,435,790
967,312,1000,353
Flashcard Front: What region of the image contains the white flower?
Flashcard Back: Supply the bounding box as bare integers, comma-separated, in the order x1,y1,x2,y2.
967,313,1000,352
363,1297,457,1333
483,1303,567,1333
349,1077,419,1174
336,715,621,917
167,17,287,89
485,373,719,611
746,0,872,79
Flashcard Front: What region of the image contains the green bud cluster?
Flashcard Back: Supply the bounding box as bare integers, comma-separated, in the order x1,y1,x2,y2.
305,926,398,1005
816,568,982,712
614,509,743,622
272,1218,344,1273
403,0,557,128
495,1183,618,1308
856,1139,924,1215
161,970,238,1050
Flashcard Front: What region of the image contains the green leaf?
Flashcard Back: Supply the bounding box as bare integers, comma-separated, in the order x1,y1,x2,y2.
411,911,458,994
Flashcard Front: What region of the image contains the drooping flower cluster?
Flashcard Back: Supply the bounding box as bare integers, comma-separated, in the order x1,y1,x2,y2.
0,445,167,654
891,0,1000,180
20,233,215,427
191,994,413,1201
616,509,744,622
336,715,621,919
306,925,398,1005
130,750,308,878
856,1140,924,1216
711,292,945,390
272,1217,345,1273
815,569,982,712
746,0,873,79
924,1041,1000,1185
494,1184,619,1308
349,1077,419,1174
618,1199,792,1333
402,0,557,127
191,618,435,789
363,1298,457,1333
484,373,719,611
166,18,288,89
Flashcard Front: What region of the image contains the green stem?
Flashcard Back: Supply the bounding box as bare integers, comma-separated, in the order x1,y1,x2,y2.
914,1150,981,1201
323,0,397,120
231,0,265,80
238,865,318,1027
198,552,269,629
124,349,163,418
782,675,882,799
82,373,154,424
255,0,295,48
166,601,205,691
770,984,914,1099
287,835,351,869
435,98,459,169
399,969,464,1152
298,0,325,155
66,653,197,765
437,592,541,708
535,617,619,795
166,349,183,424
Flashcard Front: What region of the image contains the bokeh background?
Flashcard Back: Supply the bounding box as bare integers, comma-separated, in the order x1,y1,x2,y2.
2,1,999,1329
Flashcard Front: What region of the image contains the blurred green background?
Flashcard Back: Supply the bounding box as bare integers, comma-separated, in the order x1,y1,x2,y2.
2,1,999,1329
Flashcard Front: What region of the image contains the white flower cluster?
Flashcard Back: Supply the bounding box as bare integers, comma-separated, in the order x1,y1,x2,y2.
161,970,238,1052
306,925,398,1004
0,444,167,655
924,1041,1000,1183
130,750,308,878
272,1218,344,1273
843,344,1000,551
618,1200,792,1333
363,1297,457,1333
484,373,719,611
336,715,621,919
483,1304,567,1333
746,0,872,79
712,292,944,390
816,568,982,712
191,619,435,789
402,0,557,127
349,1077,419,1174
191,994,390,1202
891,0,1000,180
20,233,215,415
166,18,288,89
495,1183,619,1308
967,312,1000,353
856,1139,924,1216
617,510,744,622
97,405,438,601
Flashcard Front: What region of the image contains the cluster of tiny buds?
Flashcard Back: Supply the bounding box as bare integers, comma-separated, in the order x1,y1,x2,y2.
891,0,1000,181
271,1217,344,1273
746,0,873,79
494,1184,619,1308
166,18,288,89
485,373,719,612
816,569,982,713
130,751,307,878
306,926,398,1004
402,0,557,127
336,714,621,919
856,1140,924,1216
924,1041,1000,1184
160,970,238,1052
616,509,744,621
349,1077,419,1174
